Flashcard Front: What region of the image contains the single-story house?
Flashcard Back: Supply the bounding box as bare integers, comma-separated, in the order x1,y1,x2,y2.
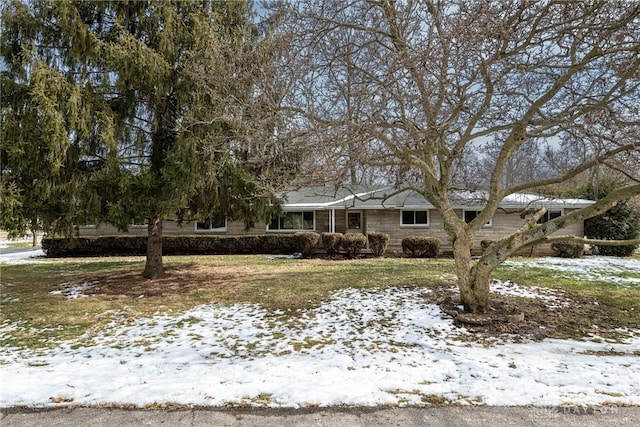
77,185,594,255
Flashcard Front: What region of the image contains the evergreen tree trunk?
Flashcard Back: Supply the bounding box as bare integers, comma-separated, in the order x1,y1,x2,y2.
142,212,164,279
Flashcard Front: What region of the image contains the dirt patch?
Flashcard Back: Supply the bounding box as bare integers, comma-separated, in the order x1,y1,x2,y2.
63,264,249,299
434,288,622,342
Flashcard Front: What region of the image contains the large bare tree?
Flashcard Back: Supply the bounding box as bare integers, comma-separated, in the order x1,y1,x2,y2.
276,0,640,312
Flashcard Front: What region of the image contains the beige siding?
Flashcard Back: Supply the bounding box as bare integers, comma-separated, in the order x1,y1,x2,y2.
315,210,330,233
365,209,448,250
76,207,585,256
78,219,267,237
365,208,585,254
78,224,147,236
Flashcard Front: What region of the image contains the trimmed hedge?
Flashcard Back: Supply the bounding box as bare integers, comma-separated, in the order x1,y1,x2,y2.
367,232,389,257
294,232,320,258
551,241,584,258
341,233,367,259
401,236,440,258
43,236,147,257
42,235,298,257
320,232,343,256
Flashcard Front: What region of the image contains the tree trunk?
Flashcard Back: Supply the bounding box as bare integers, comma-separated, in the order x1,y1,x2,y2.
453,235,490,313
142,213,164,279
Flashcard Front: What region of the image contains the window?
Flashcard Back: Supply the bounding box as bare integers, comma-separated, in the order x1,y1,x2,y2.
268,211,314,231
401,210,429,226
196,215,227,232
537,210,562,224
81,215,96,227
463,210,492,227
132,218,148,227
347,212,362,230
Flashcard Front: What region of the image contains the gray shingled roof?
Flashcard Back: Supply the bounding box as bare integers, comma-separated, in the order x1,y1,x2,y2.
279,185,594,210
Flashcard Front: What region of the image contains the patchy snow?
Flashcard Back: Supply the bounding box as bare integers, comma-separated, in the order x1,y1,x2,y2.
0,249,46,264
1,255,639,408
49,281,100,299
1,285,639,409
503,256,640,287
490,280,572,308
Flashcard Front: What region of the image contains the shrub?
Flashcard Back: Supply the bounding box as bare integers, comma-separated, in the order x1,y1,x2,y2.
584,200,639,257
42,235,298,257
294,232,320,258
321,232,343,256
401,236,440,258
42,236,147,257
341,233,367,258
582,181,640,257
480,239,496,252
367,232,389,257
551,241,585,258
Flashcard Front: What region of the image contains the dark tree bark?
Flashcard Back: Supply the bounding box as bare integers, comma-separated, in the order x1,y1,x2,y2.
142,212,164,279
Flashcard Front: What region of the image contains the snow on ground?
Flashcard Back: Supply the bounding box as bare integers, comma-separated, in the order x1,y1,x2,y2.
49,281,100,299
503,256,640,287
0,249,46,264
1,255,639,408
490,280,572,308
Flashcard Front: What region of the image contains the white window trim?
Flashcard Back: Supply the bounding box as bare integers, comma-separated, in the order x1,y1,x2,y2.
80,216,97,228
131,218,149,228
195,219,228,233
400,209,430,227
267,211,316,232
537,209,563,224
463,210,492,227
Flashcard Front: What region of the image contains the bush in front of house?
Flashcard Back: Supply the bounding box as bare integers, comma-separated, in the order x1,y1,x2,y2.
341,233,367,258
551,241,585,258
42,235,298,257
164,235,297,255
42,235,147,257
582,180,640,257
401,236,440,258
294,231,320,258
367,232,389,257
584,199,639,257
321,232,343,256
480,239,497,252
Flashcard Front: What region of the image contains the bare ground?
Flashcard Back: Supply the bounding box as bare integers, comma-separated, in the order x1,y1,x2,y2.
435,289,629,342
78,264,249,299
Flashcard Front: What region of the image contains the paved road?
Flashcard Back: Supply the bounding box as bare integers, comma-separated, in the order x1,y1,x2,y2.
2,406,638,427
0,246,42,256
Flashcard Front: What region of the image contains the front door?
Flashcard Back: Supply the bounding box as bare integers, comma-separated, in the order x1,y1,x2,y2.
346,210,363,233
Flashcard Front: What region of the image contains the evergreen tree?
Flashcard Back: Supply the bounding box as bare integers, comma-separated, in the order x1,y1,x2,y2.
583,181,640,257
1,0,296,277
